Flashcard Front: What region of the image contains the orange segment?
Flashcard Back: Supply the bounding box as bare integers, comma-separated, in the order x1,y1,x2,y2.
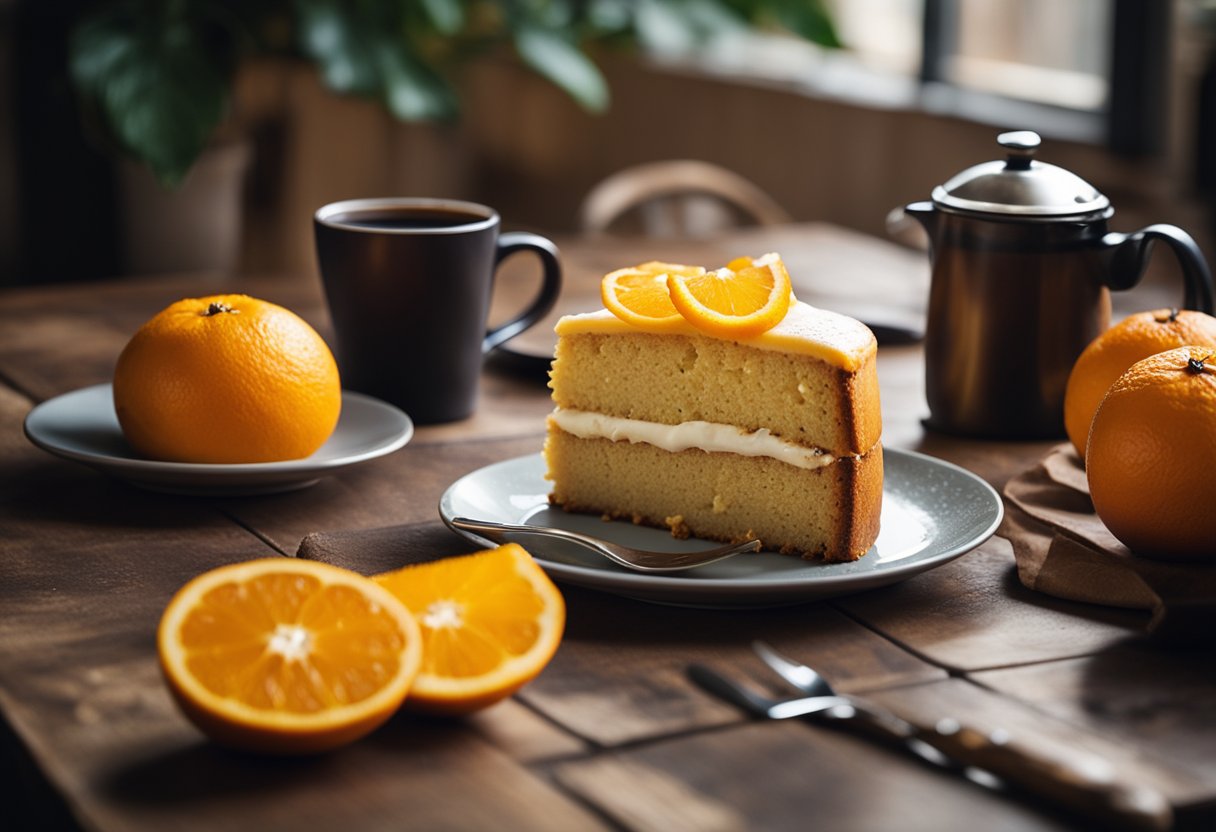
601,261,706,331
158,559,421,754
667,252,793,339
726,255,798,305
374,543,565,715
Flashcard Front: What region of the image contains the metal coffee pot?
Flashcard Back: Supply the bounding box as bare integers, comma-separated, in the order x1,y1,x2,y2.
900,130,1214,439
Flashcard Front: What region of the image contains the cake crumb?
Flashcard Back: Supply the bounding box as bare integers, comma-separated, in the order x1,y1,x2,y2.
664,515,691,539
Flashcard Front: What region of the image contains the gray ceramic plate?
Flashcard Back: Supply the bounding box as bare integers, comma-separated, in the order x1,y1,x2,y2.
440,449,1003,607
24,383,413,496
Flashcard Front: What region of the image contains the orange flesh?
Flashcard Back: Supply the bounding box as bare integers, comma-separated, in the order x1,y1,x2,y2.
179,575,407,714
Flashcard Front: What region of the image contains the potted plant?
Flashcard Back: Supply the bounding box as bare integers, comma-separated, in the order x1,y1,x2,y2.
65,1,839,274
69,0,841,185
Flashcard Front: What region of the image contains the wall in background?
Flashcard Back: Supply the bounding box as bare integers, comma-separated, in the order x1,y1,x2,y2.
0,4,16,284
233,51,1214,295
4,0,120,286
2,10,1212,292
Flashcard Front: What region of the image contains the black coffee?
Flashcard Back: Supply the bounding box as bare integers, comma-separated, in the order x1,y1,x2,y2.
330,208,486,231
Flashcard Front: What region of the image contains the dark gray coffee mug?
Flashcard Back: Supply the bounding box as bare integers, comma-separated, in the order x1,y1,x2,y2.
314,198,562,424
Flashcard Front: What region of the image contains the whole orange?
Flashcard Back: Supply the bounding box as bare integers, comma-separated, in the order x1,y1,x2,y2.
113,295,341,463
1063,308,1216,458
1086,346,1216,561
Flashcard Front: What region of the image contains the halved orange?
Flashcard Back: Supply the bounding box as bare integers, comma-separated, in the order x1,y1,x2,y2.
158,558,421,754
667,252,793,339
374,543,565,715
601,261,706,331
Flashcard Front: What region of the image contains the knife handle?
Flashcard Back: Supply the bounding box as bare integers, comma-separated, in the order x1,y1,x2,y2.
909,718,1172,832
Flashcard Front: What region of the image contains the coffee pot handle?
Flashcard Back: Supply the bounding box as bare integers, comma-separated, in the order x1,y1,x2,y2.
1104,224,1215,313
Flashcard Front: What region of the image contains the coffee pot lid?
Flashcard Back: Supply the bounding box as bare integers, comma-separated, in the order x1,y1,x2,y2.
931,131,1110,218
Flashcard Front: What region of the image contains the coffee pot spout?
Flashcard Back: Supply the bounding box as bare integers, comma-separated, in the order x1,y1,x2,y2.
887,201,937,251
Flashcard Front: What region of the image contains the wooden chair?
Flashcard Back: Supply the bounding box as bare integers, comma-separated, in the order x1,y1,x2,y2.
578,160,792,237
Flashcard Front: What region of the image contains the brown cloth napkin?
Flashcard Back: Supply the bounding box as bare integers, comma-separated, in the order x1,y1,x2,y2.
1003,444,1216,640
296,521,478,575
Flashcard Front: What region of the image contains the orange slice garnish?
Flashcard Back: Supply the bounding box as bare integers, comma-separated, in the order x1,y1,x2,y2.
667,252,793,339
374,543,565,715
158,559,422,754
601,261,706,331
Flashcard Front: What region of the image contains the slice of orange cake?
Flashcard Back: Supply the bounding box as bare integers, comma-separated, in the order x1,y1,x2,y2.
543,255,883,562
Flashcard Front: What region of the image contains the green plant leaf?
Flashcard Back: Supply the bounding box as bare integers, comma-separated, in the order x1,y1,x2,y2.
67,0,846,180
296,0,380,94
69,7,138,96
513,23,609,113
71,7,231,186
682,0,749,34
586,0,633,34
770,0,842,48
635,0,698,52
420,0,464,35
376,44,459,121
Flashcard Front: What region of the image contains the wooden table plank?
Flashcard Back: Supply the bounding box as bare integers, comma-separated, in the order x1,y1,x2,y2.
0,495,282,830
554,720,1074,832
861,677,1208,812
517,586,944,747
834,537,1146,671
0,274,326,403
2,394,604,832
974,646,1216,815
0,312,129,403
407,370,554,447
3,221,1209,831
218,434,547,555
464,699,590,765
295,521,949,750
555,670,1209,831
74,716,610,832
0,383,65,502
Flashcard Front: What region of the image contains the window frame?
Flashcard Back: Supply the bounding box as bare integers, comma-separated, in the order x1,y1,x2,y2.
918,0,1171,155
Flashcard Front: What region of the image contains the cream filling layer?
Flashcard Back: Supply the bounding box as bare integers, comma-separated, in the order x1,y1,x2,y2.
550,408,839,470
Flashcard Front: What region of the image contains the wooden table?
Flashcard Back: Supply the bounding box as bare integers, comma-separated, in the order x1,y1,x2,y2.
2,223,1213,831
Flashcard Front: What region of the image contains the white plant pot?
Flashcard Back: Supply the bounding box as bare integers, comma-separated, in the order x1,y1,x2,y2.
118,139,252,277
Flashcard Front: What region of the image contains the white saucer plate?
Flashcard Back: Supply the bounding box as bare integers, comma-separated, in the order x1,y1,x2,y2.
440,449,1003,607
24,383,413,496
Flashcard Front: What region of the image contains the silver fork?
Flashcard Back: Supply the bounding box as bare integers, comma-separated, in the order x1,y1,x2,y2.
752,640,833,697
446,517,762,573
688,643,1173,832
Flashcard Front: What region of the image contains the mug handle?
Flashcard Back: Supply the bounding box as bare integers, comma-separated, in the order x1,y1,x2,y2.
483,232,563,353
1104,224,1215,313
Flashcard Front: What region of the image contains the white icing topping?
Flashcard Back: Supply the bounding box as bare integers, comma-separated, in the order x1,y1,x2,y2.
550,408,840,470
555,301,875,371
